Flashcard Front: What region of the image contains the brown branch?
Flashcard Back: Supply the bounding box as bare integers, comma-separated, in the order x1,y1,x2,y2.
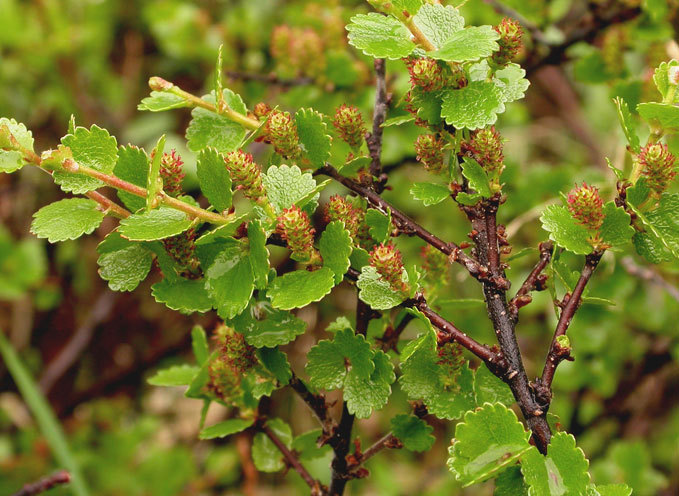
621,256,679,303
366,59,389,186
260,423,324,493
509,240,553,319
317,165,485,281
289,372,337,438
11,471,71,496
354,433,402,466
538,252,603,395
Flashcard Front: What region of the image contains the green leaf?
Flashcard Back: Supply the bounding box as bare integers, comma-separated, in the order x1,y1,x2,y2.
199,418,253,440
148,364,199,386
54,125,118,194
381,115,415,127
412,3,464,49
151,277,214,314
0,117,33,173
346,13,416,60
191,326,209,365
186,90,248,153
295,108,332,169
441,81,505,130
138,91,190,112
197,148,232,212
432,26,499,62
257,347,292,384
31,198,104,243
97,231,153,292
495,466,529,496
652,60,679,102
474,365,514,407
495,63,530,104
343,349,395,418
599,201,633,249
268,268,335,310
263,164,320,214
205,242,254,319
365,208,391,244
613,97,640,153
448,403,531,486
0,332,90,496
637,102,679,131
410,182,451,206
633,231,670,263
119,206,192,241
461,157,491,197
320,221,353,284
594,485,633,496
114,145,149,211
247,220,270,290
356,265,405,310
231,301,306,348
540,205,592,255
391,414,435,452
293,429,331,461
195,213,249,245
628,193,679,260
520,432,591,495
456,192,483,205
252,419,292,472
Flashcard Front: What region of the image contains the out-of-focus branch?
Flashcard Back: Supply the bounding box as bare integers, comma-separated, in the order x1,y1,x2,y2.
11,471,71,496
621,256,679,303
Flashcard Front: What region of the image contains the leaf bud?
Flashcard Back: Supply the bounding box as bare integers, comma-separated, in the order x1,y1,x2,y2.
567,183,604,231
224,149,266,199
492,17,524,66
414,134,447,174
332,104,366,149
148,76,173,92
638,143,677,195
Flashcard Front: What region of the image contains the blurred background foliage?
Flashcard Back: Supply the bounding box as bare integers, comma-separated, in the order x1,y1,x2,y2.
0,0,678,494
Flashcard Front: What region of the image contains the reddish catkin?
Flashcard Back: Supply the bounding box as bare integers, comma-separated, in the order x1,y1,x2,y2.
264,110,300,158
159,149,185,197
462,127,505,177
567,183,605,231
493,17,524,66
406,58,445,92
437,341,465,389
415,134,447,174
370,243,409,294
162,228,198,275
277,205,318,262
421,244,450,280
638,143,677,195
332,104,366,149
208,326,257,401
224,149,266,199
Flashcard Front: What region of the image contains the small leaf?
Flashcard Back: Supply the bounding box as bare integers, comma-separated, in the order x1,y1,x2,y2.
343,349,395,418
628,192,679,260
495,63,530,104
613,97,640,153
460,157,491,197
320,221,353,284
495,466,529,496
97,231,153,292
410,182,451,206
431,26,499,62
540,205,592,255
365,208,391,244
448,403,531,486
151,277,214,314
247,221,270,290
412,3,464,49
295,108,332,169
599,201,633,249
637,102,679,131
381,115,415,128
186,90,248,153
257,347,292,384
0,117,33,173
232,301,306,348
148,364,199,386
146,135,166,210
595,484,633,496
520,433,591,495
346,13,416,60
119,206,192,241
652,60,679,102
114,145,149,211
54,125,118,194
391,414,435,452
252,419,292,472
356,265,405,310
441,81,505,130
205,242,254,319
191,326,209,365
199,418,253,440
31,198,104,243
268,268,336,310
263,164,320,214
197,148,232,212
456,192,483,205
474,365,514,407
138,91,190,112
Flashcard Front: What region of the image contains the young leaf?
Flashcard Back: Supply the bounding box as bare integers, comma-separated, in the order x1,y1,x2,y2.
356,265,405,310
540,205,592,255
412,3,464,49
268,267,336,310
652,60,679,102
460,157,491,197
441,81,505,130
199,418,253,440
119,206,192,241
346,13,416,60
306,327,374,389
31,198,105,243
365,208,391,244
186,90,248,153
247,220,270,290
599,202,633,249
191,326,209,365
54,125,118,194
231,301,306,348
257,347,292,385
147,364,200,386
613,97,640,153
146,134,165,209
494,466,529,496
0,117,33,173
637,102,679,131
320,220,353,284
447,403,531,486
410,182,451,206
520,433,591,495
473,364,514,407
197,147,232,212
628,193,679,260
295,108,332,169
343,349,395,418
97,232,153,292
151,277,214,314
205,242,254,319
431,26,499,62
495,63,530,104
252,419,293,472
114,145,149,211
263,164,319,214
391,414,435,452
138,91,190,112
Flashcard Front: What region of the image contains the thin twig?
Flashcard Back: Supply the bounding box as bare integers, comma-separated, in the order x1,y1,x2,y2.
11,471,70,496
355,433,402,465
366,59,389,184
621,256,679,303
289,372,336,437
509,241,553,319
